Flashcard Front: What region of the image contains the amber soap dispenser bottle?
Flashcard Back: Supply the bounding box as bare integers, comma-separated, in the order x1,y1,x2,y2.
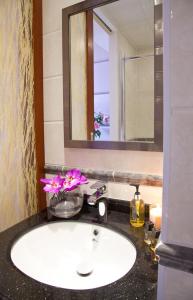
130,184,145,228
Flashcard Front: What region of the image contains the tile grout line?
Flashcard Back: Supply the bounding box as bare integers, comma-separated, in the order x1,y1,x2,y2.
44,120,64,124
43,29,61,37
44,75,63,80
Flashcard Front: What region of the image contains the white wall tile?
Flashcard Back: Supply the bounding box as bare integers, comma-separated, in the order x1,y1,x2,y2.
44,122,65,165
43,0,85,34
108,182,162,205
43,0,163,200
42,0,163,178
64,148,163,175
44,77,63,121
45,174,162,206
43,31,62,78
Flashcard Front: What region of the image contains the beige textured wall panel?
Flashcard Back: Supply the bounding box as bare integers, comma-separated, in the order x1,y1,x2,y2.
0,0,37,232
70,13,87,140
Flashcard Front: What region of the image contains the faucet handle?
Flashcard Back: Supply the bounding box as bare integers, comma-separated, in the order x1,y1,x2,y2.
90,181,107,191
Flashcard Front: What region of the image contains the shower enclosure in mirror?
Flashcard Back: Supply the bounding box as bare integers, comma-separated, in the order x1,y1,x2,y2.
63,0,163,151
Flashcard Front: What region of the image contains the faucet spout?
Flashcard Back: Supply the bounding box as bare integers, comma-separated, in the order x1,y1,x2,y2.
87,181,107,205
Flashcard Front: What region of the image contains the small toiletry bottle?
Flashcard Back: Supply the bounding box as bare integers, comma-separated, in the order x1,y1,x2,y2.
130,184,145,228
144,221,154,245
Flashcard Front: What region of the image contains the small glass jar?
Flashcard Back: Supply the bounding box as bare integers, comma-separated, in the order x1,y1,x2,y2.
48,188,83,218
144,221,154,245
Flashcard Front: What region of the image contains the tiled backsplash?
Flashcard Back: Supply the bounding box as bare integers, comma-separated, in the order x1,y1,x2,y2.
45,165,162,186
45,165,162,207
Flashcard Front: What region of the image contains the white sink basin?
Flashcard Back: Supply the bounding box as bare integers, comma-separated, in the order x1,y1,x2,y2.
11,222,136,290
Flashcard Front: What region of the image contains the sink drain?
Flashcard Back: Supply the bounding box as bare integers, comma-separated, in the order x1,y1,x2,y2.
76,262,93,277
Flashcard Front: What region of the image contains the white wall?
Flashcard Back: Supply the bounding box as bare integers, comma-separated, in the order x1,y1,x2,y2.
158,266,193,300
158,0,193,299
162,0,193,252
125,52,154,140
43,0,163,204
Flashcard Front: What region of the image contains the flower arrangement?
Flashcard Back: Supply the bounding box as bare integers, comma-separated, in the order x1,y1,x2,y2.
41,169,88,218
40,169,88,195
94,112,110,139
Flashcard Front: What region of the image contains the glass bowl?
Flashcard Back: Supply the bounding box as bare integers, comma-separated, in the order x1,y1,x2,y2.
48,189,83,218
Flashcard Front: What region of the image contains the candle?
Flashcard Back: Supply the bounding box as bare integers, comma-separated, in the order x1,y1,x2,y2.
150,206,162,230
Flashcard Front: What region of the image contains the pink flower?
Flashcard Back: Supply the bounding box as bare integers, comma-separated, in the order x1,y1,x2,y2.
63,169,88,191
94,121,100,130
40,169,88,194
40,175,64,194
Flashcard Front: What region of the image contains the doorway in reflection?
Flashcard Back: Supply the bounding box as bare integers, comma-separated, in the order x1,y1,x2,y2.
123,54,154,142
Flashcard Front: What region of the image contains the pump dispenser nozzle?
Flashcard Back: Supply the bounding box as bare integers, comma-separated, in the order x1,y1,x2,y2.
129,184,145,228
130,184,140,196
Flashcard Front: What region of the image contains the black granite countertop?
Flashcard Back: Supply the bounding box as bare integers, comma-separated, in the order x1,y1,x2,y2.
0,204,157,300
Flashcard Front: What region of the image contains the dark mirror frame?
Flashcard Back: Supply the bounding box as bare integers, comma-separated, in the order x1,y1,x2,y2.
62,0,163,151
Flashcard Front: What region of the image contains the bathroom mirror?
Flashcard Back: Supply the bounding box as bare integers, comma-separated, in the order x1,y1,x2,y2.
62,0,163,151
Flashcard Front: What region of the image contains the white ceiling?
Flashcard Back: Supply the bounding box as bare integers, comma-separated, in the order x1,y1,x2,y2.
94,0,154,52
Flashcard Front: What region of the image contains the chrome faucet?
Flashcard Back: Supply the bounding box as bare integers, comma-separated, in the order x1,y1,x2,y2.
87,181,107,205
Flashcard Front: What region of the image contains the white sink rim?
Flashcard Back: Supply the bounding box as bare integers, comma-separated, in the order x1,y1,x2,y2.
10,221,137,290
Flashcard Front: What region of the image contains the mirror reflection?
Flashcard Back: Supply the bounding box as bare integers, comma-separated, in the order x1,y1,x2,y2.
70,0,155,142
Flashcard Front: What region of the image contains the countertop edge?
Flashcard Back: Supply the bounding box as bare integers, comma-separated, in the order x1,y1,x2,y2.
156,242,193,274
44,164,163,187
